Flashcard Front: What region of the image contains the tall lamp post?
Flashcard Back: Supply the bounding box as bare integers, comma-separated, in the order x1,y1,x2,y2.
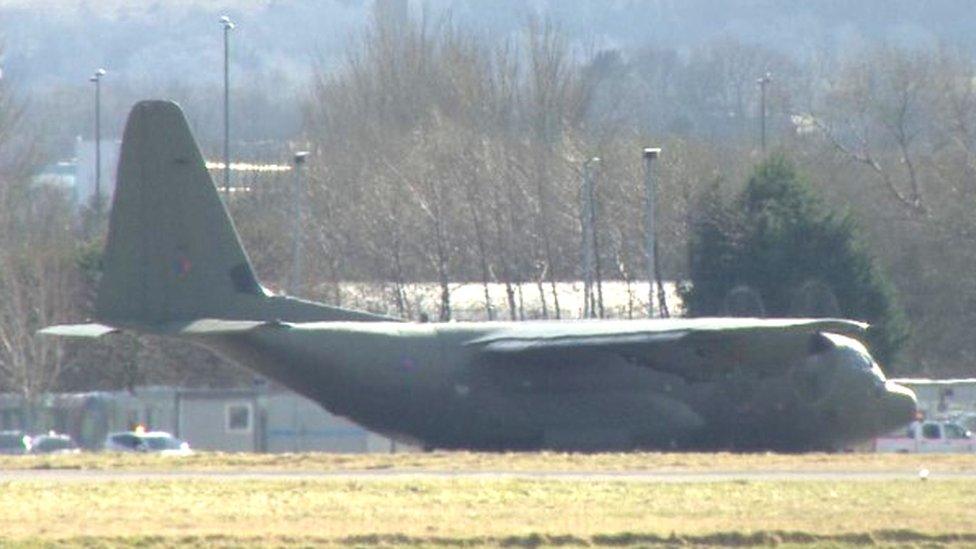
220,15,235,195
289,151,309,296
89,68,106,214
581,157,601,318
757,72,772,153
642,147,662,318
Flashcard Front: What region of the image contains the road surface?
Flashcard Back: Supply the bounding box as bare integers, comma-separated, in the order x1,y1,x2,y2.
2,468,971,482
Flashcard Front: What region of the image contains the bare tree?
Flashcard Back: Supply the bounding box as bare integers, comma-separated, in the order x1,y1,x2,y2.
811,47,936,215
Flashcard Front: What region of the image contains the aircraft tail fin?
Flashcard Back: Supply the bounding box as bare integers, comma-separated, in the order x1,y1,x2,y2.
93,100,395,328
93,100,265,326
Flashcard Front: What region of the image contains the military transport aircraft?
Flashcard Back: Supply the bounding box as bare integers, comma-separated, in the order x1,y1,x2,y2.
42,100,916,451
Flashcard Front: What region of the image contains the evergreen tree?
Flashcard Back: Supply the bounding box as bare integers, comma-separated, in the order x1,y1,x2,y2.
683,155,908,368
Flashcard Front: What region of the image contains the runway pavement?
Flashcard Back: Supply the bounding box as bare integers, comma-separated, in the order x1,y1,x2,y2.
3,468,974,483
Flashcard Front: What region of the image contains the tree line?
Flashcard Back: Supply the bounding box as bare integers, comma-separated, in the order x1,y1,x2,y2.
243,16,976,377
4,14,976,399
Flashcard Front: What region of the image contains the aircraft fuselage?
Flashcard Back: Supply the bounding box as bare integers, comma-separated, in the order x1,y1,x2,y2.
192,321,915,452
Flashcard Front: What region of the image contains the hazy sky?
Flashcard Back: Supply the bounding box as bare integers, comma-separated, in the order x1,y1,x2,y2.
5,0,974,153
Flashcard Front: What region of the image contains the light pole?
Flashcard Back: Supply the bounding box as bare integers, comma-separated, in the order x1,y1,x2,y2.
757,72,772,153
220,15,235,195
642,147,662,318
89,68,106,214
581,157,600,318
289,151,309,296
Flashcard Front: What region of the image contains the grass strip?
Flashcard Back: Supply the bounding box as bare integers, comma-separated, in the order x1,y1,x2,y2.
2,451,974,473
0,478,973,543
6,530,976,548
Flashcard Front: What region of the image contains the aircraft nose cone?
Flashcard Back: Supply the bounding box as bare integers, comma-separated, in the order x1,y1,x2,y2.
881,381,917,431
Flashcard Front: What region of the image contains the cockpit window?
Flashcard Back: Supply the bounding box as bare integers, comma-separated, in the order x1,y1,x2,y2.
849,346,888,381
842,346,875,372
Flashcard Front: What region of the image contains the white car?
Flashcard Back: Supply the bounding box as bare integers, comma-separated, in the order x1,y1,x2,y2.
103,430,192,455
28,432,81,454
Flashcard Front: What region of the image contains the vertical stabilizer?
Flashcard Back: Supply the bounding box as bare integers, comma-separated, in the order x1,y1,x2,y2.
94,100,395,327
95,101,263,324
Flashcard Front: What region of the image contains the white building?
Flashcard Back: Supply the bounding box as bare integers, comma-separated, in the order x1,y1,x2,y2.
74,136,121,208
0,386,404,453
892,379,976,417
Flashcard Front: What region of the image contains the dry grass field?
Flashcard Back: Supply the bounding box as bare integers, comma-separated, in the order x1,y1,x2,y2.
1,477,975,547
2,452,975,547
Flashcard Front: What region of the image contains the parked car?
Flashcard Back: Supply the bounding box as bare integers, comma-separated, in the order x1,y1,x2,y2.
0,431,29,455
27,432,81,455
103,430,192,455
945,412,976,434
875,420,975,453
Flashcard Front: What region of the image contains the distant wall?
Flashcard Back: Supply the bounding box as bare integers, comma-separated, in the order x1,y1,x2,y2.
0,386,406,453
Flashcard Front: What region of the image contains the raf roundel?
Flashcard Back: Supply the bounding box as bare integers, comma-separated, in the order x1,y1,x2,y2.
173,256,192,278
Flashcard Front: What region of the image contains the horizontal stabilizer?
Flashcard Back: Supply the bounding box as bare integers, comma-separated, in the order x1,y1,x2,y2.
38,324,120,339
39,319,291,339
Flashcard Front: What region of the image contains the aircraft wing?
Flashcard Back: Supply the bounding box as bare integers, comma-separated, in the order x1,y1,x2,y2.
467,318,868,380
158,318,289,335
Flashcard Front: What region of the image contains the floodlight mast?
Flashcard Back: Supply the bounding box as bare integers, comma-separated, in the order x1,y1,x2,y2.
220,15,235,195
89,68,107,215
757,72,772,153
581,157,602,318
642,147,661,317
289,151,310,296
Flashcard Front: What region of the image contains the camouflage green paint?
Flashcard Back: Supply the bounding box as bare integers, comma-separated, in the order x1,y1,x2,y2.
43,101,917,451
